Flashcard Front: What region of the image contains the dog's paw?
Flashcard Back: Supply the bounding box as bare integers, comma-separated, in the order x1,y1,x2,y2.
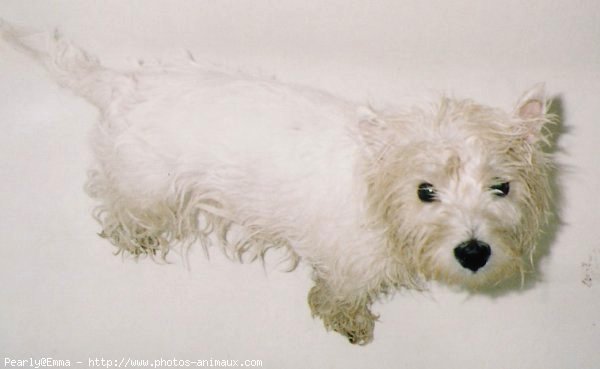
336,310,376,345
99,226,168,259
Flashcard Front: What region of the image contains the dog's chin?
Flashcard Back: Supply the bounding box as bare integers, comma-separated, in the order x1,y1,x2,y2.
427,262,522,291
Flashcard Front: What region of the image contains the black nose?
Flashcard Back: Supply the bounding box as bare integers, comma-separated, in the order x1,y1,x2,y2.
453,239,491,272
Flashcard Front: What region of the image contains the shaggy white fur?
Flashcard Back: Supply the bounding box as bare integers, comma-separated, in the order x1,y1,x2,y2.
1,20,555,344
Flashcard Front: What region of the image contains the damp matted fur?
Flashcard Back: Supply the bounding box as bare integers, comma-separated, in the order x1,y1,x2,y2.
1,20,557,344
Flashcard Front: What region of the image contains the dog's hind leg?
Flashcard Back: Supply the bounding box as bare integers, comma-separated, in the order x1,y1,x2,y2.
84,169,176,258
85,165,238,259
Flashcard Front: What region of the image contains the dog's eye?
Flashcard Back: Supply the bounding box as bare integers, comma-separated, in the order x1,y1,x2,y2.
490,182,510,197
418,182,437,202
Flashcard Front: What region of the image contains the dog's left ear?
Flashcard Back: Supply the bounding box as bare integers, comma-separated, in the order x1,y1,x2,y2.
357,106,392,159
513,83,550,144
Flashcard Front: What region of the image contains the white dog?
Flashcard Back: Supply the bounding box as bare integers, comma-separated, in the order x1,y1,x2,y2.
1,21,555,344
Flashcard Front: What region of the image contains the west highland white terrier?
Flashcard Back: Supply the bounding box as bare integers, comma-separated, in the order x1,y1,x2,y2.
1,21,555,344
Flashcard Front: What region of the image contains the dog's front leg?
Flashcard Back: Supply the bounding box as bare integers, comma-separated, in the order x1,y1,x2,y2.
307,278,377,345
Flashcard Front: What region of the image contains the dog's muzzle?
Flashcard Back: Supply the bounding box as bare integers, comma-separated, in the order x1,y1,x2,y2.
453,239,491,272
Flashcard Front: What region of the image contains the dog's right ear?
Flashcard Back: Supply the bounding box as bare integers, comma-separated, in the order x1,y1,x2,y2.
357,106,392,159
513,83,552,144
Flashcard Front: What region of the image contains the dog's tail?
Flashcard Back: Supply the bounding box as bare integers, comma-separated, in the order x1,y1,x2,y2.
0,19,124,108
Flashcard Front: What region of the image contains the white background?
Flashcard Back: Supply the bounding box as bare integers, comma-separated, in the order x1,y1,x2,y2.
1,1,599,368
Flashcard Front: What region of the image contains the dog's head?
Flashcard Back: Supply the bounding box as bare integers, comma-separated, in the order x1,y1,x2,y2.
359,84,555,288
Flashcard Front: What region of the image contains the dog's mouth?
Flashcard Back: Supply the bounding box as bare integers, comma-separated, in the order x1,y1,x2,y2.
417,237,526,289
